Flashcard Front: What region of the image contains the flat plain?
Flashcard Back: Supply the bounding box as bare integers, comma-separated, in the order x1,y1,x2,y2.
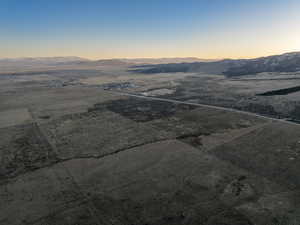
1,62,300,225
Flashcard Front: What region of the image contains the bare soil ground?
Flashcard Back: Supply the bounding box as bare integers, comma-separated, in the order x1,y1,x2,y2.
0,65,300,225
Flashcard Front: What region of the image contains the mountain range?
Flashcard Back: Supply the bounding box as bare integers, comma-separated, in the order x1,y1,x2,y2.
132,52,300,76
0,57,218,67
1,52,300,76
223,52,300,76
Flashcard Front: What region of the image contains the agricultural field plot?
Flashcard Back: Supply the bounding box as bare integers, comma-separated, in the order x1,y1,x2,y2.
0,123,57,181
41,109,172,160
0,108,32,128
211,122,300,189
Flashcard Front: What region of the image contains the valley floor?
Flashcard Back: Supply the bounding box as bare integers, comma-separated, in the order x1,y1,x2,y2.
1,66,300,225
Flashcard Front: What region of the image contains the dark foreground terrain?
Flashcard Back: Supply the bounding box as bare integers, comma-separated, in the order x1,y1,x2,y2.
0,57,300,225
1,83,300,225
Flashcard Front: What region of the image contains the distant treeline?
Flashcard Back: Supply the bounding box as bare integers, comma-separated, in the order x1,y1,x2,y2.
257,86,300,96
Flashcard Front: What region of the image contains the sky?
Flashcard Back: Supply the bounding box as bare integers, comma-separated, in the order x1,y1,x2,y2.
1,0,300,59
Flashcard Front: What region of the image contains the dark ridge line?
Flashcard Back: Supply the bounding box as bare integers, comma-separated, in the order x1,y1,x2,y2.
257,85,300,96
230,78,300,81
176,132,211,140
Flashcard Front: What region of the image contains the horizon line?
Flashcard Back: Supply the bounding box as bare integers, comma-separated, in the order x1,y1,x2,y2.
1,50,300,61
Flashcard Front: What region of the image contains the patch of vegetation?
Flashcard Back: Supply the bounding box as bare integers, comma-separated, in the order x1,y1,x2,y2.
257,86,300,96
91,98,197,122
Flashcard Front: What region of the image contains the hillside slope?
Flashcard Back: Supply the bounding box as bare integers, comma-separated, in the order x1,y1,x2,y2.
132,52,300,76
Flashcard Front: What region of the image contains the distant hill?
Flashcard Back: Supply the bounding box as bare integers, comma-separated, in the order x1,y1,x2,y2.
0,57,218,69
118,57,220,64
0,56,93,73
223,52,300,76
131,59,245,74
76,59,134,66
132,52,300,76
0,56,90,66
74,57,220,66
2,52,300,76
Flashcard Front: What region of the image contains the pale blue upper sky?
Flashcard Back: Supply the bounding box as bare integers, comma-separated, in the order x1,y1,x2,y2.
1,0,300,59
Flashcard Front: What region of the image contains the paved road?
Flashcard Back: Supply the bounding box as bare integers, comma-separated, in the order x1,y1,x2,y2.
110,91,300,126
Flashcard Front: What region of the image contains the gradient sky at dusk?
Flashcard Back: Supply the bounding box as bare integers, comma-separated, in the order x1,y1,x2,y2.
1,0,300,59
